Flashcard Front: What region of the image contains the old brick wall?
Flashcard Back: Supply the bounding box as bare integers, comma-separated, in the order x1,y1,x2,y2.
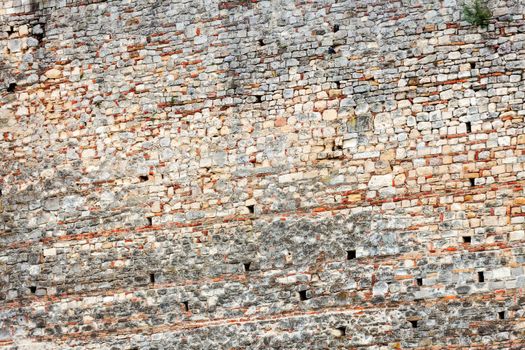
1,0,525,348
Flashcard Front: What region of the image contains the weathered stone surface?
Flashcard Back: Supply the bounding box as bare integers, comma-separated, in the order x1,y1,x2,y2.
1,0,525,349
44,69,61,79
368,174,393,190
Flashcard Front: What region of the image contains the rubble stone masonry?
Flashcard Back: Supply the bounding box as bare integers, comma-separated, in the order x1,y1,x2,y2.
1,0,525,348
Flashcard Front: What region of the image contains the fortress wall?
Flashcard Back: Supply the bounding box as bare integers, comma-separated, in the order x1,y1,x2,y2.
1,0,525,348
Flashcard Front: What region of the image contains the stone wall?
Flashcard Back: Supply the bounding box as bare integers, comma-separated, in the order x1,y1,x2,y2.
1,0,525,348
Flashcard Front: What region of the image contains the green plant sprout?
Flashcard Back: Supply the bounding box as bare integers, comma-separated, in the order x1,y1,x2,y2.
463,0,492,28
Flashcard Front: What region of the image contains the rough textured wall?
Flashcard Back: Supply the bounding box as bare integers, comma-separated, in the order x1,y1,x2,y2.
1,0,525,348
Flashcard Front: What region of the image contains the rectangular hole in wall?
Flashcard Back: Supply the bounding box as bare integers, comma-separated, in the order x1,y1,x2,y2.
34,32,45,42
463,236,472,243
498,311,505,320
478,271,484,283
147,217,152,226
247,205,254,214
298,290,309,301
466,121,472,133
150,273,155,284
29,286,37,294
416,278,423,286
7,83,16,93
333,326,346,337
182,301,189,312
347,250,356,260
470,62,476,69
139,175,148,182
243,262,251,272
469,178,476,187
409,320,418,328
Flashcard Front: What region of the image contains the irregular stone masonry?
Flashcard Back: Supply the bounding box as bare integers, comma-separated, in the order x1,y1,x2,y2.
0,0,525,348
